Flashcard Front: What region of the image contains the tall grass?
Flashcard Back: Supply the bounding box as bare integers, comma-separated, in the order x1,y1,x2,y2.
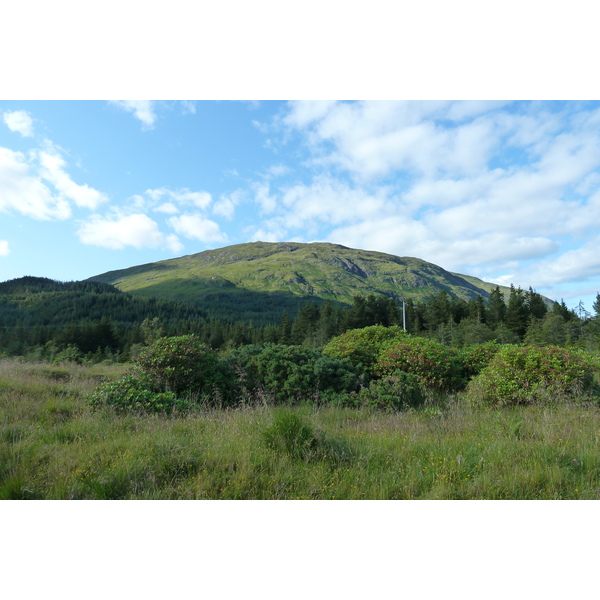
2,358,600,499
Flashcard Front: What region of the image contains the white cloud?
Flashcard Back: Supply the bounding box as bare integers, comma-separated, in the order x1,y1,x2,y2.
326,217,560,275
252,176,389,238
279,177,389,229
213,190,243,219
325,216,431,258
3,110,34,137
78,212,183,252
444,101,511,122
253,182,277,215
0,140,110,222
527,237,600,287
0,240,9,257
154,202,179,214
145,187,212,209
110,101,158,128
168,214,227,244
267,164,291,178
279,101,600,183
37,146,109,210
283,100,338,128
0,147,71,220
477,237,600,304
247,223,290,243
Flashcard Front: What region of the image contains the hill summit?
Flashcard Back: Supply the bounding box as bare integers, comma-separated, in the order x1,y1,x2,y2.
88,241,511,308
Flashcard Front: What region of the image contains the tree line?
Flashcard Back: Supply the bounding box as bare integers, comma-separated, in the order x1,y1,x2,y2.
1,276,599,362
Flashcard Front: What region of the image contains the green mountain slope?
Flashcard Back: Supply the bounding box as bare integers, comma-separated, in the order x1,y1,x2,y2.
88,241,515,309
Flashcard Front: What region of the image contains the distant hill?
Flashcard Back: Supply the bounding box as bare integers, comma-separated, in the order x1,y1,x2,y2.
0,276,208,329
88,241,517,314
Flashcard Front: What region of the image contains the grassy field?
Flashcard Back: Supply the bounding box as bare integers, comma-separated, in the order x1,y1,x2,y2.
2,358,600,500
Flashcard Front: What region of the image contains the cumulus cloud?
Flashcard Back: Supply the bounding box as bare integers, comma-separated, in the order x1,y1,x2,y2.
37,145,109,210
78,212,183,252
213,190,243,220
280,100,600,182
168,214,228,244
251,176,389,239
110,101,158,128
3,110,34,137
0,147,71,220
281,177,389,229
0,240,9,257
527,237,600,287
477,236,600,303
0,141,109,221
253,182,277,215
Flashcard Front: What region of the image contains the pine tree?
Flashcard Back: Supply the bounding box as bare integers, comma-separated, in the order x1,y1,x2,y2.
291,303,320,344
525,287,548,320
593,293,600,318
551,300,575,321
424,290,451,331
279,313,292,344
505,285,529,339
486,286,507,328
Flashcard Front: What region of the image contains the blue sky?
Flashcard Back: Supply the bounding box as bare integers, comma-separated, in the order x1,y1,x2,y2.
1,100,600,312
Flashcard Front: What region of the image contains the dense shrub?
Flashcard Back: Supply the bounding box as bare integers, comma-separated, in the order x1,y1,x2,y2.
313,354,365,394
135,335,233,398
228,344,363,403
459,341,502,379
322,325,406,375
224,344,265,392
87,375,188,414
376,336,464,392
359,370,425,411
464,345,600,407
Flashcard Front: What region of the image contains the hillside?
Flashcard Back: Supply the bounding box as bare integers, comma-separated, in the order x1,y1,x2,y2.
88,242,514,310
0,276,213,355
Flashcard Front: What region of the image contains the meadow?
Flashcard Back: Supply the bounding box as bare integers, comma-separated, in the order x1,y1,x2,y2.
2,357,600,500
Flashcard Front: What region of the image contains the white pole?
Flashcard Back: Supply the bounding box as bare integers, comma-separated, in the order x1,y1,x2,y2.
403,300,406,331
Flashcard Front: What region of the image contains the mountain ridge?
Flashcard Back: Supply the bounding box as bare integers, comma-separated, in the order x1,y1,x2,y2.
87,241,519,308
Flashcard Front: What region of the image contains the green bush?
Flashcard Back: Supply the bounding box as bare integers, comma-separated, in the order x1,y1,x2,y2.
228,344,363,404
376,336,464,392
359,370,425,411
464,345,600,407
459,341,502,379
313,354,365,395
224,344,265,393
322,325,406,375
87,375,188,414
135,335,232,399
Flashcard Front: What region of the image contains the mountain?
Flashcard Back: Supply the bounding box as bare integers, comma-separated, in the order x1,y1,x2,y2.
87,241,515,313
